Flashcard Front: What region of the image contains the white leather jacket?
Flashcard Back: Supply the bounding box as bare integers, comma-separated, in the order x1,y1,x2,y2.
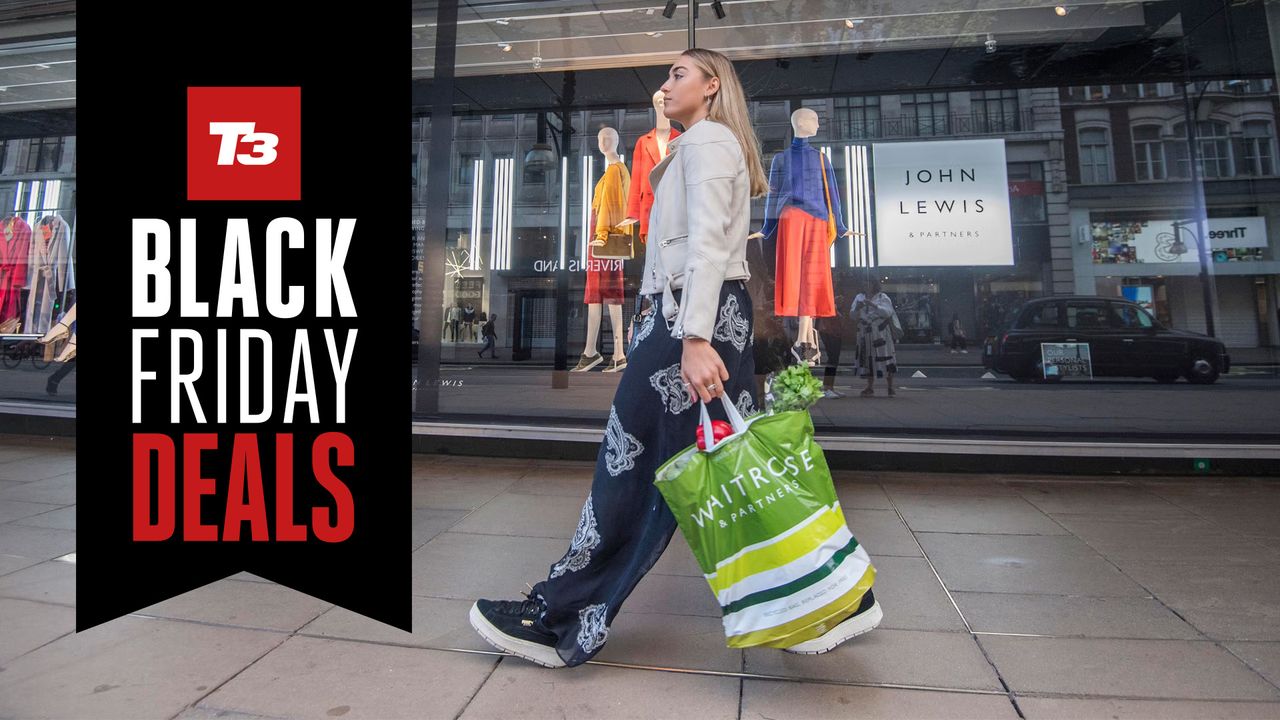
639,119,752,341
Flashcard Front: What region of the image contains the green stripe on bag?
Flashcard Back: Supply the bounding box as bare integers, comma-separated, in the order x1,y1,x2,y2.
706,506,845,595
725,564,876,649
720,536,861,616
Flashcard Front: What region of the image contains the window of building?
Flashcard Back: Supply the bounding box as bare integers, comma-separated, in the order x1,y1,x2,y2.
1132,124,1166,180
1170,121,1234,178
972,89,1019,132
456,152,478,188
1082,85,1110,100
1078,127,1113,183
1243,120,1275,176
1007,162,1046,223
835,95,881,139
25,137,64,173
901,92,949,136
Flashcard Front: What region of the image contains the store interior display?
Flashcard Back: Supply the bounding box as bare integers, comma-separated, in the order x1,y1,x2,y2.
0,215,32,333
750,108,854,366
25,214,73,336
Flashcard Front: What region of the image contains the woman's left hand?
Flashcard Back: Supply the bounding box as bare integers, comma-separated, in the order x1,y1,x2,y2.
681,338,730,404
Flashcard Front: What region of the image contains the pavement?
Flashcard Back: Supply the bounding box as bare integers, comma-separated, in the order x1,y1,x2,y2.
2,440,1280,718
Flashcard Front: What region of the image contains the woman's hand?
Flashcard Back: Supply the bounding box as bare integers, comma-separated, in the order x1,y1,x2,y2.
681,337,730,404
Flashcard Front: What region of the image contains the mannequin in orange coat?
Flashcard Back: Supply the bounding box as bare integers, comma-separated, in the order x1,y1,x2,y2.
618,90,680,241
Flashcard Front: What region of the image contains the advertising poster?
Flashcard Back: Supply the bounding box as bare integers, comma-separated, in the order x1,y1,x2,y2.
1041,342,1094,379
871,138,1015,267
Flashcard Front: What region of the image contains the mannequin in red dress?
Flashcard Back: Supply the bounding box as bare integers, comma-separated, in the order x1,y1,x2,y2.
618,90,680,242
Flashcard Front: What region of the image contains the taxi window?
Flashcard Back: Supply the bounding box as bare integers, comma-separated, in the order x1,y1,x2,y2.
1066,302,1108,329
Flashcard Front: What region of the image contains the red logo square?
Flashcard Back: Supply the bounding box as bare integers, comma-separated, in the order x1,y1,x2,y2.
187,87,301,201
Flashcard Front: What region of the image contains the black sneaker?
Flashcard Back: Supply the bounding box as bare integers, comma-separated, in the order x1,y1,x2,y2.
782,589,881,655
469,594,565,668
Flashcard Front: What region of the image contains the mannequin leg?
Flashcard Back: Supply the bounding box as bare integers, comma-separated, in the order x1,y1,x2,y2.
607,304,625,360
795,315,818,366
584,304,602,356
573,304,605,372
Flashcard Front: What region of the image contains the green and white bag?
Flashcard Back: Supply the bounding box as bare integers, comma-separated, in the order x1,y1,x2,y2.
654,397,876,648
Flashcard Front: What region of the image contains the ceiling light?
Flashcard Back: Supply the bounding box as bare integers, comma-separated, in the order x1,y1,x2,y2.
1055,5,1070,16
35,64,49,69
662,0,678,19
646,31,663,37
711,0,725,19
845,18,862,29
498,43,512,52
495,18,511,25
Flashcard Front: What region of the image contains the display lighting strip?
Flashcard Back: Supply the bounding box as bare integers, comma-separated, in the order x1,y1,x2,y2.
559,155,569,268
469,158,485,270
12,181,21,213
25,180,43,227
488,157,514,271
845,144,874,268
580,154,594,267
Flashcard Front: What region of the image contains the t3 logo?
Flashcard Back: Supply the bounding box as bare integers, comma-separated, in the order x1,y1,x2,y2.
187,87,301,201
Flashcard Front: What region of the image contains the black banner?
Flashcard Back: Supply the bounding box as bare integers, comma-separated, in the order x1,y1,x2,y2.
77,3,412,631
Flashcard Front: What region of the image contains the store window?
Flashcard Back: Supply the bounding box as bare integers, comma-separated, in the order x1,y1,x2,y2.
409,0,1280,440
1078,127,1113,183
1133,124,1167,180
900,92,949,137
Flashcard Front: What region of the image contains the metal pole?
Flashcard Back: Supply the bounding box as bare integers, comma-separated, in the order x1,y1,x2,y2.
688,1,696,48
1181,79,1218,338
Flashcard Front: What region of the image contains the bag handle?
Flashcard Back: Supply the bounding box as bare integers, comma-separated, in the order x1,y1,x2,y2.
700,393,749,453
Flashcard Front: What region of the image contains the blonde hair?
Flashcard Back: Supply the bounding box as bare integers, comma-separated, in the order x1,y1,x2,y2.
681,48,768,198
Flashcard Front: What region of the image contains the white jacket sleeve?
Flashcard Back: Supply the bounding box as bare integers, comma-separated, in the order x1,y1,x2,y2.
672,139,740,340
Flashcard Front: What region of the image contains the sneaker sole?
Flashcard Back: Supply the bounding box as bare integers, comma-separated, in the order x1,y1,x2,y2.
602,364,626,373
570,356,603,372
782,601,882,655
468,602,566,668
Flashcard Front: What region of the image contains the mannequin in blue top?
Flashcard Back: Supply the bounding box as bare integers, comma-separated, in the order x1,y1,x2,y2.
750,108,856,366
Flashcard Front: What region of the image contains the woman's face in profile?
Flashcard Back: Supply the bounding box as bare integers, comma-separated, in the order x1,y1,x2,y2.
659,57,715,125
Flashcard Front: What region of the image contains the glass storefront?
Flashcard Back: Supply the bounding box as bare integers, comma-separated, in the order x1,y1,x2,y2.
0,31,77,405
407,0,1280,438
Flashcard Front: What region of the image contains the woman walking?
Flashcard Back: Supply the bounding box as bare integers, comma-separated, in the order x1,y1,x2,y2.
470,48,880,669
478,313,498,359
853,279,899,397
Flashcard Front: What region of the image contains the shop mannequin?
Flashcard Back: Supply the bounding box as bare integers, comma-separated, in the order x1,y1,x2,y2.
619,90,681,240
573,127,629,373
25,215,71,336
0,215,31,332
750,108,854,365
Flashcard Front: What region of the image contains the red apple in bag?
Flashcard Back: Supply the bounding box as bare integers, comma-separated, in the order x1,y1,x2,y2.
696,420,734,451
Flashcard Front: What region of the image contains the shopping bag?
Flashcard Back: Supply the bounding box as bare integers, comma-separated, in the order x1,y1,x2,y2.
654,396,875,649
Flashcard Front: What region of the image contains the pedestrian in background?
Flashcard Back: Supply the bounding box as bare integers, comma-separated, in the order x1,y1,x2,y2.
949,312,968,354
853,278,899,397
